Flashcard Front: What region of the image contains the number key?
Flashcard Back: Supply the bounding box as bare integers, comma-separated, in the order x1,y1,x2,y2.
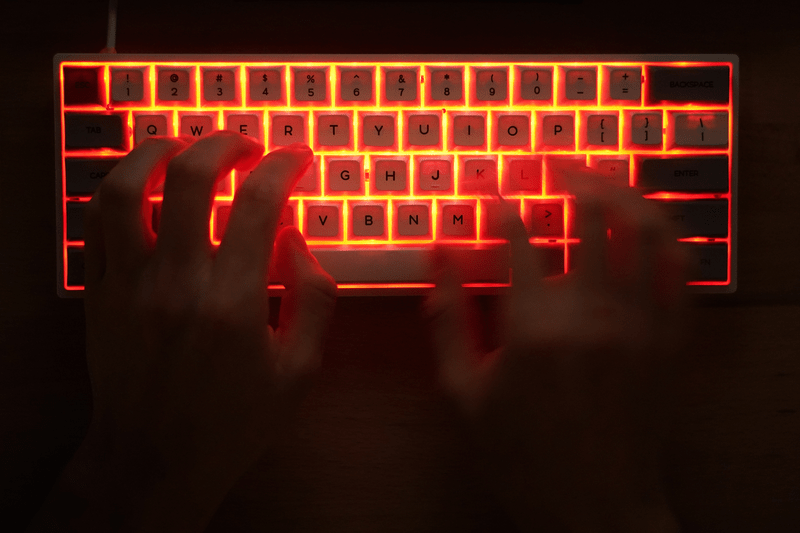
340,69,372,102
249,68,282,102
157,68,191,101
430,68,462,101
293,68,327,102
475,69,507,101
203,69,236,102
519,68,552,102
384,69,417,101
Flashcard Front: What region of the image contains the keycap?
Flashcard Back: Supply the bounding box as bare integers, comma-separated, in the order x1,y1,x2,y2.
203,69,237,101
310,245,509,283
249,69,282,101
293,157,320,193
157,68,192,101
65,157,121,196
525,201,564,237
495,114,530,147
407,114,441,147
480,200,519,239
584,114,618,147
628,112,662,146
503,157,543,194
351,204,385,237
180,114,215,138
441,204,475,237
384,69,417,101
590,158,629,187
66,202,85,241
658,200,728,237
271,114,307,146
396,204,431,237
134,114,169,145
306,204,341,237
452,115,486,147
340,69,372,101
111,68,145,102
683,243,728,281
669,112,729,148
65,113,125,149
460,158,498,193
563,68,597,101
637,156,728,192
417,158,452,192
539,114,575,149
293,68,327,101
63,67,102,105
66,248,85,287
430,69,463,101
475,69,508,101
647,66,729,103
362,115,395,147
327,159,362,192
317,114,351,146
519,68,552,101
226,114,262,142
373,159,407,192
607,68,641,101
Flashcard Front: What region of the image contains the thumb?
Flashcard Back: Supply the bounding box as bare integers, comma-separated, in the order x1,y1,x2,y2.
425,246,485,414
274,227,337,380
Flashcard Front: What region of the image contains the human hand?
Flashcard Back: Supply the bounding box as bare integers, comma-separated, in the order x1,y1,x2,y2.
32,133,336,532
427,168,687,533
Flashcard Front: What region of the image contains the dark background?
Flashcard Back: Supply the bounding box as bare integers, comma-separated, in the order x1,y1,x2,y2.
1,0,799,531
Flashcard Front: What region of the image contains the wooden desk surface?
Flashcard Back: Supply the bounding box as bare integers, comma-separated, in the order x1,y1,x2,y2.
1,1,798,531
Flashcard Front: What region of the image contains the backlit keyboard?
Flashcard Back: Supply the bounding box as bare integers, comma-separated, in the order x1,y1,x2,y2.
55,54,738,296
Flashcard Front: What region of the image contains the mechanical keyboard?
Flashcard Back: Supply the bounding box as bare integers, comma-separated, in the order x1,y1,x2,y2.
54,54,738,296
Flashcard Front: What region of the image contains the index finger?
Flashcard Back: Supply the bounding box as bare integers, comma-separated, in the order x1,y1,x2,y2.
212,143,314,290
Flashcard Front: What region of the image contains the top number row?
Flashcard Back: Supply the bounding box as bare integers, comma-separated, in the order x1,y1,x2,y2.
62,64,730,109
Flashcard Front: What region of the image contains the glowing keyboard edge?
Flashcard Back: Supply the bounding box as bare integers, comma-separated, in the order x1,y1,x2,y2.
54,53,739,297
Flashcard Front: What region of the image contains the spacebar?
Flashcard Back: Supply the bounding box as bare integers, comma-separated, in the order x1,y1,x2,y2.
307,244,511,284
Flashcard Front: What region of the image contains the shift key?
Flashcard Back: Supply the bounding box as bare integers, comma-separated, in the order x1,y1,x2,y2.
656,199,728,238
65,113,125,149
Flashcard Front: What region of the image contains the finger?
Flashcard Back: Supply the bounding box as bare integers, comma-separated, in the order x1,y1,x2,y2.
95,137,187,277
274,227,337,379
156,131,264,269
213,143,313,287
496,199,543,300
425,246,484,413
567,173,612,292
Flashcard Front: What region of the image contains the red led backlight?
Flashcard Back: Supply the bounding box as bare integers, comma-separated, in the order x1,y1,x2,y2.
56,54,737,296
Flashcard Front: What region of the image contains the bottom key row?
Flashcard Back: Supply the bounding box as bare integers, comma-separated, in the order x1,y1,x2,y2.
65,241,728,288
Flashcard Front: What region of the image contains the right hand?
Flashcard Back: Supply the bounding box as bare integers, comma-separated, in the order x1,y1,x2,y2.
426,168,688,532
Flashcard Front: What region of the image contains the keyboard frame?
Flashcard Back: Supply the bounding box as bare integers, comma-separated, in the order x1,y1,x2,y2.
54,53,739,297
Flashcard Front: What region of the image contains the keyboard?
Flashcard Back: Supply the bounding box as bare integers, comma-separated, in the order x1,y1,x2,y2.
55,54,738,296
